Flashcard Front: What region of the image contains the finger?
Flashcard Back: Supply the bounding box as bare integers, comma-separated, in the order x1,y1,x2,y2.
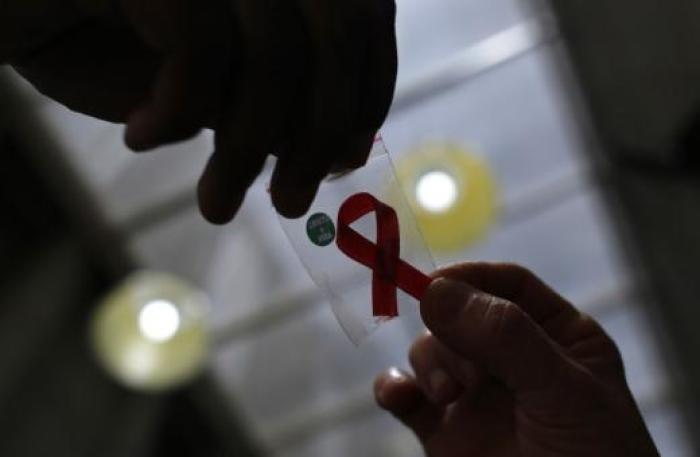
409,333,462,405
197,142,267,225
270,0,361,218
435,263,585,347
409,332,486,406
436,263,625,379
421,278,574,395
360,0,397,129
354,0,397,158
124,1,232,151
330,0,397,172
11,20,157,122
374,368,442,444
124,51,205,150
328,131,375,173
269,147,332,218
197,0,306,224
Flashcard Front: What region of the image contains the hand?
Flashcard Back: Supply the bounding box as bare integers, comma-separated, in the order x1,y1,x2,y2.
375,263,660,457
9,0,397,222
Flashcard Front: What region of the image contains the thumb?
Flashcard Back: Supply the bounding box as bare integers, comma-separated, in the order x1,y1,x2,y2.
421,278,572,395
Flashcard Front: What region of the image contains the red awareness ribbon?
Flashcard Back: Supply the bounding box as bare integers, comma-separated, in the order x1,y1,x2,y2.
336,192,432,318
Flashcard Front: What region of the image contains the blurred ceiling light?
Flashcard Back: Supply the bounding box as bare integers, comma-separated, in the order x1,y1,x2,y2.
90,271,209,392
393,143,499,253
138,299,181,343
416,171,458,213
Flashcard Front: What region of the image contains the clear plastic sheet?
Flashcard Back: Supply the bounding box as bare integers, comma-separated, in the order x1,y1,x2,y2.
279,138,436,345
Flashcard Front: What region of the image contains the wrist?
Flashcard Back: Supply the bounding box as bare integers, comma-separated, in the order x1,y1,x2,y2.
1,0,86,63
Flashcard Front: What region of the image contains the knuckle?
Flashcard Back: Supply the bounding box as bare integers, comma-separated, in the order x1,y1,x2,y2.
578,313,602,334
408,332,434,369
481,296,525,353
569,313,626,376
579,313,622,354
408,343,423,370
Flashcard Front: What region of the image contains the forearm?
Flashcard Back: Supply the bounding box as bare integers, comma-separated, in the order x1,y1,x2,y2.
0,0,87,63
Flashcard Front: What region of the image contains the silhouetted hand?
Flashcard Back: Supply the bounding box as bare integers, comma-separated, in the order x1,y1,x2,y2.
8,0,397,222
375,263,660,457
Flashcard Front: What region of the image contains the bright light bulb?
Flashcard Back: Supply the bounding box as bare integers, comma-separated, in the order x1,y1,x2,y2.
416,171,458,213
138,300,181,343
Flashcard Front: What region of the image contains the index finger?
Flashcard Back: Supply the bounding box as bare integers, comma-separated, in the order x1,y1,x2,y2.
420,278,575,395
270,0,372,218
332,0,398,171
434,263,582,344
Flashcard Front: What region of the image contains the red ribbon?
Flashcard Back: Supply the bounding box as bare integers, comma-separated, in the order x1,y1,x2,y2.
336,192,432,318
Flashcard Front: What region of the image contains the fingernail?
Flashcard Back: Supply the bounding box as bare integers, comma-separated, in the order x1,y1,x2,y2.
387,367,406,382
377,368,405,405
347,132,374,168
272,173,321,219
428,369,456,404
124,130,155,152
124,112,155,152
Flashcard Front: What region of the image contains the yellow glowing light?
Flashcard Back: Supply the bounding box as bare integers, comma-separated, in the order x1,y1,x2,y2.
90,271,209,392
392,143,499,253
415,171,459,213
138,300,181,343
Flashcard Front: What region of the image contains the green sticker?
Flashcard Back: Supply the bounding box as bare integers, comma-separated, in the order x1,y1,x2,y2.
307,213,336,247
